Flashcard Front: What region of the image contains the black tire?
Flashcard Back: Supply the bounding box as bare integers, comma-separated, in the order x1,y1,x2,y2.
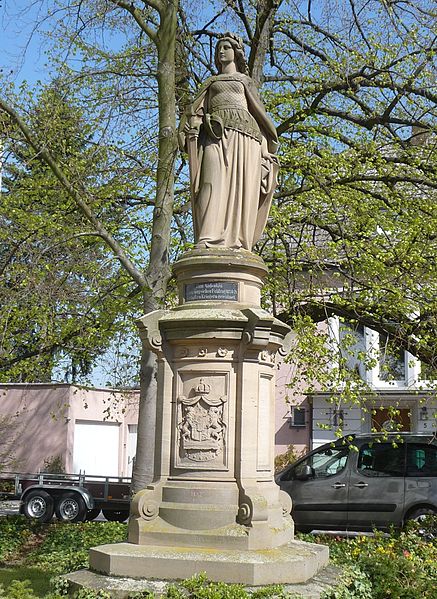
295,526,313,534
86,508,101,521
23,490,54,522
55,492,87,523
102,508,129,522
406,506,437,524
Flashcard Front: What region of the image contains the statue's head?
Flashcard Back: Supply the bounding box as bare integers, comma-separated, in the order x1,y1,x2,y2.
214,32,248,75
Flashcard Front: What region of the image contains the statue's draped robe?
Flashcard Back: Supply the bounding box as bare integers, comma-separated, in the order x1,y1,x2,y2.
180,73,279,251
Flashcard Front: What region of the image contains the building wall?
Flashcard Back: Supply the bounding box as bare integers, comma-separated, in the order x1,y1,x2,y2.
274,361,310,458
274,317,437,453
311,400,363,448
0,384,70,472
0,384,139,476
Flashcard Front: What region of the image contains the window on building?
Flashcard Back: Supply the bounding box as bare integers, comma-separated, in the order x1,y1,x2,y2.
289,406,306,428
378,334,406,381
357,443,405,477
338,322,366,380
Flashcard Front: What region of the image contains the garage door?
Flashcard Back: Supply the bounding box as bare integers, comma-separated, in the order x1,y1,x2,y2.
73,421,120,476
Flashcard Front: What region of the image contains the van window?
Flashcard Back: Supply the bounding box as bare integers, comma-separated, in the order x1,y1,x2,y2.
297,447,349,479
358,443,405,477
406,444,437,477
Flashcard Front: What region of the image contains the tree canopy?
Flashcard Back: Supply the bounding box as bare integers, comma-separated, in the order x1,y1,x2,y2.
0,0,436,482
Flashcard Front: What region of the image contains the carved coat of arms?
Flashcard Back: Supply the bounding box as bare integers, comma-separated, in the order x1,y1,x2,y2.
178,379,227,462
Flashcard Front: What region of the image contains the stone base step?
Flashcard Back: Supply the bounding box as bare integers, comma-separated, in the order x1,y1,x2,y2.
65,563,341,599
89,540,329,586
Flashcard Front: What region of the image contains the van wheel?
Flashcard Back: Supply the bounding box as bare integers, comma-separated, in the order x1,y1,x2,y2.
55,492,87,522
407,507,436,523
23,490,54,522
102,508,129,522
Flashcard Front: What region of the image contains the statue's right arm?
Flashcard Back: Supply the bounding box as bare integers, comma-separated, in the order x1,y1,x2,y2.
178,82,211,152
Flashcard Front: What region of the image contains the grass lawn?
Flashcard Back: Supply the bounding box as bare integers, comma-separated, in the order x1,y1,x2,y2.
0,566,55,597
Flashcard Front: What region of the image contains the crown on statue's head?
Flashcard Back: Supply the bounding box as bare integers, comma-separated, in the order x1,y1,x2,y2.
218,31,244,51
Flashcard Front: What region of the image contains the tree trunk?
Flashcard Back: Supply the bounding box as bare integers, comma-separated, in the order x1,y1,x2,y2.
248,0,280,85
131,340,158,493
131,0,178,493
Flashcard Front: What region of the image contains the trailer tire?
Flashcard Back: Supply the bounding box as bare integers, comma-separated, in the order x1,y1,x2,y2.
55,492,87,523
23,490,54,522
86,508,101,521
102,508,129,522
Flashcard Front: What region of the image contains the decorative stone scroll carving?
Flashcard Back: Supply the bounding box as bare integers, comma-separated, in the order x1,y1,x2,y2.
178,378,227,463
131,486,162,522
279,490,292,517
237,492,268,526
136,310,168,356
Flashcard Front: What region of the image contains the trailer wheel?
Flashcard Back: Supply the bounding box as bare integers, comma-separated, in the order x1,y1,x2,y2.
55,492,87,523
102,508,129,522
86,508,101,521
23,490,54,522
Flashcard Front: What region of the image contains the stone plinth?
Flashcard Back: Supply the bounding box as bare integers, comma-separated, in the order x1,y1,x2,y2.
66,564,342,599
90,541,329,586
87,249,329,586
173,247,268,306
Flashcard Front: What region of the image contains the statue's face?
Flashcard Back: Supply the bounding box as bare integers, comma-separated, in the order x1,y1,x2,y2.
217,40,235,68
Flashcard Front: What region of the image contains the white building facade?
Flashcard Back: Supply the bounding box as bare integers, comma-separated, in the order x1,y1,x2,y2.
275,316,436,455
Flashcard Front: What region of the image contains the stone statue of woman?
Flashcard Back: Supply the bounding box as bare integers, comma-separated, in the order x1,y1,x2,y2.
179,33,279,251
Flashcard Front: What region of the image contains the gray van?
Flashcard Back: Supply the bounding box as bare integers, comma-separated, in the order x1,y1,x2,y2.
277,433,437,532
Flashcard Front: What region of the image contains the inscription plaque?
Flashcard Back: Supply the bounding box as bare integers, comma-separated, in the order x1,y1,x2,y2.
185,281,238,302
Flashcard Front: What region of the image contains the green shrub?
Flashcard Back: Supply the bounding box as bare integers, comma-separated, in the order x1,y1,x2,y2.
175,573,303,599
41,456,66,474
49,576,69,597
26,521,127,575
301,523,437,599
0,580,39,599
0,517,40,562
274,445,303,474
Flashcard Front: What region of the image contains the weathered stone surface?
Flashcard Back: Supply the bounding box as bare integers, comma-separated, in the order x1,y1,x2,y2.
73,245,329,589
172,248,268,306
89,539,329,586
65,564,340,599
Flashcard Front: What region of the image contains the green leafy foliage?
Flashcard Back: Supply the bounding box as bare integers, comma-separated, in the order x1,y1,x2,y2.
0,516,40,562
1,517,437,598
0,580,39,599
41,456,66,475
25,521,127,575
274,445,303,474
261,1,437,373
0,87,141,384
302,518,437,599
176,574,303,599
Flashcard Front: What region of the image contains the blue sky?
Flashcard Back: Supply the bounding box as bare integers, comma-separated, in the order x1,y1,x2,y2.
0,0,52,85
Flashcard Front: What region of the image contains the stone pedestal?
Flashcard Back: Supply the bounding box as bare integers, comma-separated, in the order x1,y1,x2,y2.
89,248,329,585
